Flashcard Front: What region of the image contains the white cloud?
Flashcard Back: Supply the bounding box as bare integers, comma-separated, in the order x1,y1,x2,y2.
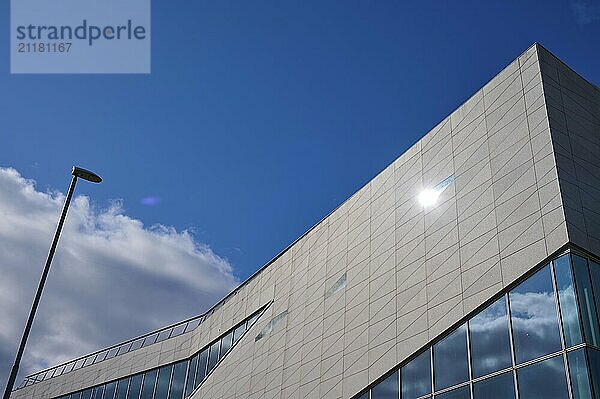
0,167,239,391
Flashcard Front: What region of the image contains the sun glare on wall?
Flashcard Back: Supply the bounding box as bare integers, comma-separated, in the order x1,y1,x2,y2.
418,175,454,208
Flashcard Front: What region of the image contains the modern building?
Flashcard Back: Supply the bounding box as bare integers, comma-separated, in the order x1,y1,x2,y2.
10,43,600,399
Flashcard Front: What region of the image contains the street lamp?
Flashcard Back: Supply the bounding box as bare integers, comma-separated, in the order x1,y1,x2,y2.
2,166,102,399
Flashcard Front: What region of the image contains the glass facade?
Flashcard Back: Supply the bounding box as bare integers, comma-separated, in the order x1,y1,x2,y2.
433,324,468,390
357,251,600,399
21,313,210,389
469,297,511,377
401,349,431,399
55,307,266,399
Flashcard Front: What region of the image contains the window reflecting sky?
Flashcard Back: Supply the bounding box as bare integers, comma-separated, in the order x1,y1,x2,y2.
371,371,398,399
140,369,157,399
207,341,220,374
586,348,600,399
195,350,208,386
473,372,515,399
221,332,233,356
469,296,512,377
433,324,469,390
554,255,583,347
115,377,128,399
401,350,431,399
572,255,600,346
128,374,143,399
568,349,592,399
434,385,469,399
155,365,173,399
185,355,198,397
509,265,561,363
589,263,600,337
517,356,568,399
169,361,187,399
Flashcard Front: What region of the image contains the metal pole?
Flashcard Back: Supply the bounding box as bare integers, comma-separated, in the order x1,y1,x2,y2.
3,175,78,399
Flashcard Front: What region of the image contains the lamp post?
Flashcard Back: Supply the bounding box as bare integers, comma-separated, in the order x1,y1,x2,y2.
2,166,102,399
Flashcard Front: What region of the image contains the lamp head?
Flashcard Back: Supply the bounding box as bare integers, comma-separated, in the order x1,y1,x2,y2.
72,166,102,183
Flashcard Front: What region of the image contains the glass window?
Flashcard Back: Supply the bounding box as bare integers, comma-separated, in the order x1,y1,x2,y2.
171,324,186,337
104,381,117,399
142,333,159,348
130,338,145,352
117,343,132,356
156,329,172,343
247,313,259,327
371,370,398,399
233,322,246,344
220,331,233,358
401,349,431,399
65,362,76,373
254,310,287,342
92,386,104,399
509,265,561,363
155,364,173,399
568,349,593,399
589,261,600,324
473,372,515,399
433,324,469,390
185,318,202,333
554,255,584,347
53,365,66,377
168,361,187,399
115,378,129,399
434,385,469,399
586,348,600,399
140,369,157,399
71,393,82,399
185,354,199,397
469,296,512,377
94,351,108,364
573,255,600,346
105,348,119,360
195,349,208,386
128,374,143,399
206,341,220,374
517,356,568,398
73,358,86,369
356,392,369,399
81,389,92,399
325,273,347,299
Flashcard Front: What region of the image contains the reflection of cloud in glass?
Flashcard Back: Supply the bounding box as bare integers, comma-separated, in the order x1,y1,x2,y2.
554,255,583,346
517,356,569,397
558,285,581,343
510,290,562,362
372,371,398,396
402,350,431,399
141,196,161,206
434,324,469,390
470,298,511,376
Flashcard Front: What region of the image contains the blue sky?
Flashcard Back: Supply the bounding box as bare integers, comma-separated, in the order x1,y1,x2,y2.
1,0,600,389
1,1,599,281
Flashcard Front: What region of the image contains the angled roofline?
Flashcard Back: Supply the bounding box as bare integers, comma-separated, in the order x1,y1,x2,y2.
28,41,600,387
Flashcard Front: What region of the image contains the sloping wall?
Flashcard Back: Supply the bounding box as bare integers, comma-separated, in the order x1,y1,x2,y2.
191,43,569,399
539,46,600,257
13,44,585,399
